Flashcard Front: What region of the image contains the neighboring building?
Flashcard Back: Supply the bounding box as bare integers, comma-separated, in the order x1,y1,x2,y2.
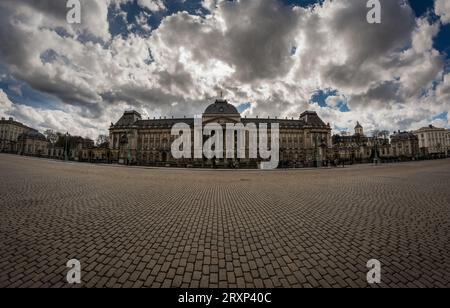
390,131,419,160
45,136,109,162
70,136,94,160
447,129,450,156
0,117,35,153
355,121,364,136
109,99,333,168
76,139,111,163
17,131,49,156
47,145,65,159
85,143,111,163
332,122,391,163
414,125,448,158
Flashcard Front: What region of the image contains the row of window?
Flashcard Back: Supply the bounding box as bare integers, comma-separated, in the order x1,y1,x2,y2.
420,132,448,138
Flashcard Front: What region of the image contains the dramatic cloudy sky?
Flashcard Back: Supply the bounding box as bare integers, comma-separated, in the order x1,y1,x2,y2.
0,0,449,138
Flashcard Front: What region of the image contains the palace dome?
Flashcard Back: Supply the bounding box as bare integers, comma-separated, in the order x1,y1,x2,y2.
204,99,239,115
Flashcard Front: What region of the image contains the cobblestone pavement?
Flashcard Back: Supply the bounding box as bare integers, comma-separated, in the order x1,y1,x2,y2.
0,154,449,288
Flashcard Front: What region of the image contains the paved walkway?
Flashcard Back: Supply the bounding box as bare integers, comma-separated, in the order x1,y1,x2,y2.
0,154,449,288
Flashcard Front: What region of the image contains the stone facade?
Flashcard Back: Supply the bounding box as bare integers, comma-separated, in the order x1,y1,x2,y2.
47,145,66,159
0,117,34,153
17,131,49,156
332,122,391,163
47,136,110,163
333,123,424,163
447,129,450,156
414,125,449,158
109,100,333,168
390,131,420,160
4,107,447,167
75,142,111,163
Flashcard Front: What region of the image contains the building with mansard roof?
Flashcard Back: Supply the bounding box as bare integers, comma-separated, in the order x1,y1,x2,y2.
0,116,36,153
390,131,419,159
414,125,449,158
17,130,49,157
109,99,333,168
332,122,392,163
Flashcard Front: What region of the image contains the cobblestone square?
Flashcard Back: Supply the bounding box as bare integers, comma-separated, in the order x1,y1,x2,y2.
0,154,449,288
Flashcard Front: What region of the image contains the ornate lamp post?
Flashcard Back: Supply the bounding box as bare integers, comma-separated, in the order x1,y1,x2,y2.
373,139,381,165
314,134,321,168
119,133,129,165
64,132,69,161
127,143,132,165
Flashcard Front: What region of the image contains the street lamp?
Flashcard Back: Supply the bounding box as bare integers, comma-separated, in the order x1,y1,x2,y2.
65,132,69,161
314,134,321,168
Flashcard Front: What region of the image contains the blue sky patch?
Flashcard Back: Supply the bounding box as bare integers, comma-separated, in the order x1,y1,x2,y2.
237,102,252,113
433,112,448,121
311,89,350,113
0,77,59,110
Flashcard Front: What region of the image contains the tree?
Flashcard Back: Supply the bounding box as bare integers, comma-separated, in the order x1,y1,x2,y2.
379,130,390,139
371,130,380,138
371,130,390,139
96,134,110,147
44,129,59,144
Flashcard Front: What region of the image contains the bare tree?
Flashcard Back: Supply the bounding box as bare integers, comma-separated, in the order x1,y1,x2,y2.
371,130,390,139
380,130,390,139
96,134,110,147
371,129,380,138
43,129,59,144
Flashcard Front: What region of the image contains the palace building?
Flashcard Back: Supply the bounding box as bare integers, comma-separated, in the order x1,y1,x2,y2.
109,99,333,168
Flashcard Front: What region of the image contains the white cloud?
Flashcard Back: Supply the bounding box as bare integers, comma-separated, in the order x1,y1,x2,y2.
0,89,13,112
435,0,450,24
137,0,166,12
0,89,141,138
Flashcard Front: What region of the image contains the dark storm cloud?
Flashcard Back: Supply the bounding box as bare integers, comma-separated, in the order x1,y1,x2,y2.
2,0,68,20
219,0,299,82
322,0,416,89
153,0,299,83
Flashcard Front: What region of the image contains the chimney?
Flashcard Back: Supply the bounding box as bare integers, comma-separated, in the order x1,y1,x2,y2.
8,117,13,121
1,117,4,121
